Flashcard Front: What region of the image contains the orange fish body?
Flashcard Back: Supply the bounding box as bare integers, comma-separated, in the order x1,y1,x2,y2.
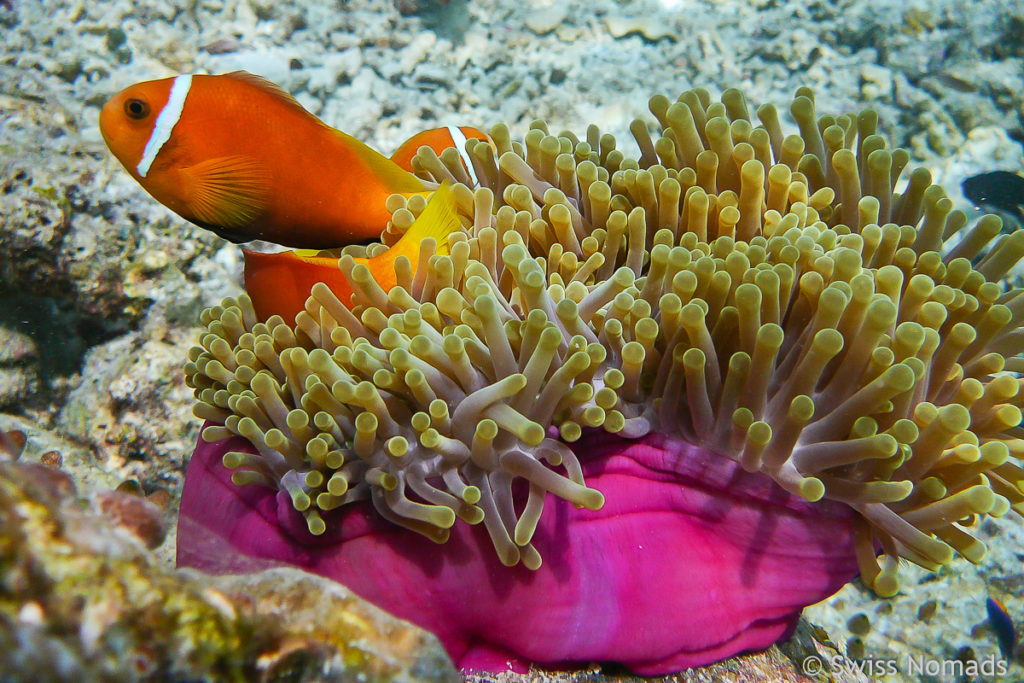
390,125,492,180
100,72,427,248
244,184,462,322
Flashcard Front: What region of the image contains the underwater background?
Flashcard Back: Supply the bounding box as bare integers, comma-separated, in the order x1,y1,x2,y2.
2,0,1024,680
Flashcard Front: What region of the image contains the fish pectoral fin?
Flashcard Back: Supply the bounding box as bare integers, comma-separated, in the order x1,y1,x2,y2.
180,156,271,229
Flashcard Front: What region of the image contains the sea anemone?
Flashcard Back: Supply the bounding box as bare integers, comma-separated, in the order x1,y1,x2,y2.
178,86,1024,674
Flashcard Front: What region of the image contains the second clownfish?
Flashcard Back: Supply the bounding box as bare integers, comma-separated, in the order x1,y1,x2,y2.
100,71,434,249
390,125,492,183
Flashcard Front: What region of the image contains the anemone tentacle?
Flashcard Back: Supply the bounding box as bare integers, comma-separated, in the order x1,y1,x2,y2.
186,87,1024,595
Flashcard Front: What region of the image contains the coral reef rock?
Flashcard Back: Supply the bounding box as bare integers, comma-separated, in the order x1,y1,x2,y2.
0,453,459,682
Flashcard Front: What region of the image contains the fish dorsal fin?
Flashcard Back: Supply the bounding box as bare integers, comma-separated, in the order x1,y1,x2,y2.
223,71,315,119
362,183,462,285
225,71,421,194
180,155,271,229
223,71,421,193
334,129,428,194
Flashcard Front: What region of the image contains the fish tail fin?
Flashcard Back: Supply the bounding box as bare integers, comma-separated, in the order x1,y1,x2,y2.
364,183,463,288
403,183,462,256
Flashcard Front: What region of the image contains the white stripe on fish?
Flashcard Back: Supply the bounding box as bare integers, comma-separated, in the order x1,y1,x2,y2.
446,125,478,186
137,74,192,178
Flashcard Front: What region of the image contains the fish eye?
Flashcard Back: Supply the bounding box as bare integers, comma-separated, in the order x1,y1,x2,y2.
124,98,150,120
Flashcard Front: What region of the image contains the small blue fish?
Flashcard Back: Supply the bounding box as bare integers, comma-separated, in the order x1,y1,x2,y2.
986,596,1017,660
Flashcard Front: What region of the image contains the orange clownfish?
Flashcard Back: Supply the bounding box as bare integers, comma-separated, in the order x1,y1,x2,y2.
243,183,463,323
99,71,428,249
390,125,492,182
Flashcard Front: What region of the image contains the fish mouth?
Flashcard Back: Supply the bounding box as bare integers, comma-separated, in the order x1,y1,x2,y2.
98,96,118,150
177,425,860,675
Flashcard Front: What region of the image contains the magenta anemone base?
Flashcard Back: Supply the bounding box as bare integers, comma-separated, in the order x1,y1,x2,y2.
177,427,861,674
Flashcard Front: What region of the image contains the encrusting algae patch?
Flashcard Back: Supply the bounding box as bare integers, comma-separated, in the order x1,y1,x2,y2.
180,85,1024,671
